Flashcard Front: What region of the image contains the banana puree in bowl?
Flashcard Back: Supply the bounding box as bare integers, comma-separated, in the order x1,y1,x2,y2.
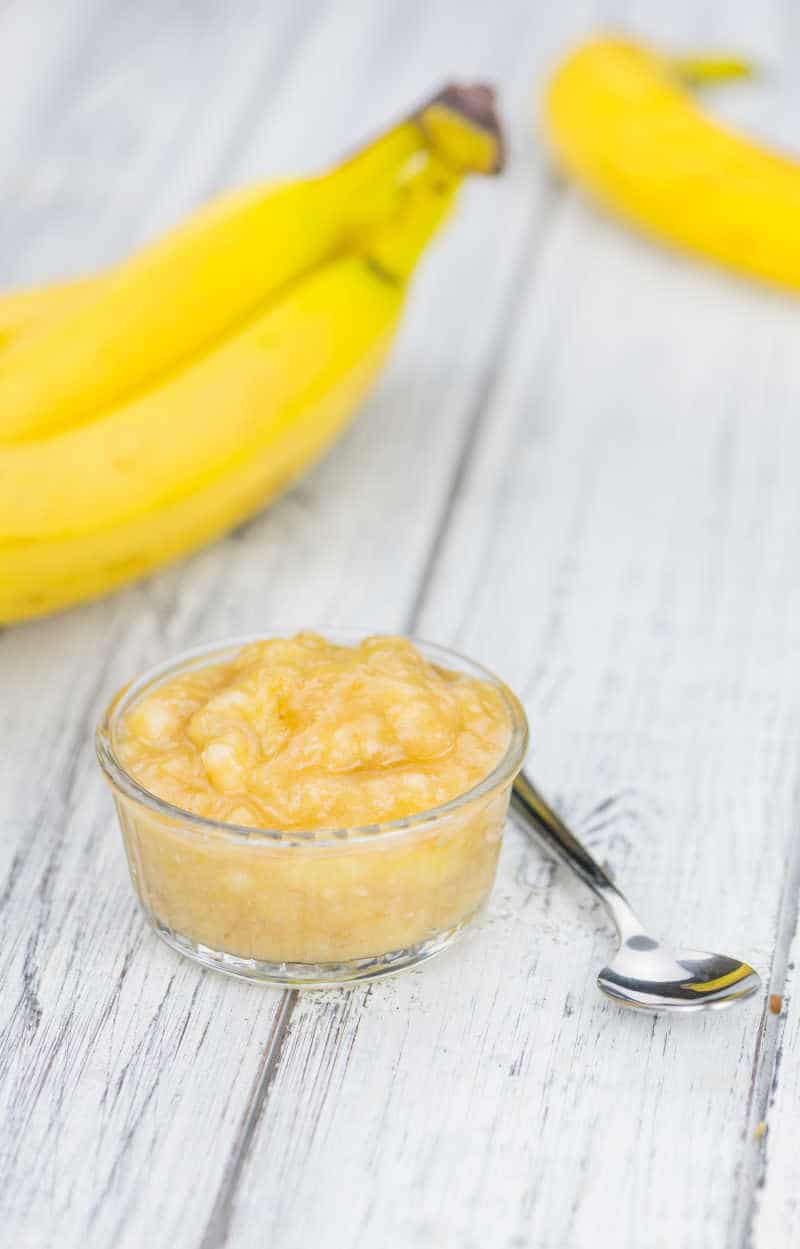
96,630,528,986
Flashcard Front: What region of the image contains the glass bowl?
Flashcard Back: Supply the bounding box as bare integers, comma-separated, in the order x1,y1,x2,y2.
96,631,528,988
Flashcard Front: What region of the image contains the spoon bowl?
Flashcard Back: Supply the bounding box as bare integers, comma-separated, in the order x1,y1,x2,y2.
597,939,760,1012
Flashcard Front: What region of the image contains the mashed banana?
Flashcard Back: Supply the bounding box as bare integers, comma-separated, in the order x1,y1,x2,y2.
118,632,511,830
110,633,520,974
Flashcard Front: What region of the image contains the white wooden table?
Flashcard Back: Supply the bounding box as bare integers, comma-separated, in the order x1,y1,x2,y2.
2,4,799,1247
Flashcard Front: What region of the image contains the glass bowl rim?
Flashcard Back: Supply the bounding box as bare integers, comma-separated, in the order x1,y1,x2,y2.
95,629,529,847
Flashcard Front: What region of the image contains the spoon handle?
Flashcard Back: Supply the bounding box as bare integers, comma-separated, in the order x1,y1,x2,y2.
510,771,645,941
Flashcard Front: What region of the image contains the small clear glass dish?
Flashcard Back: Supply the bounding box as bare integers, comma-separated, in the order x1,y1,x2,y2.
96,631,528,988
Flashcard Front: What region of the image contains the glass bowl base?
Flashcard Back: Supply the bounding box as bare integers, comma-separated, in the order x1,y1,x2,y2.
149,910,480,988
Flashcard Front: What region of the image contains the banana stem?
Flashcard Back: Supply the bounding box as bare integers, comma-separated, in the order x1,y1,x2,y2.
337,81,504,190
319,81,502,248
359,155,461,283
416,83,505,174
334,119,434,191
669,54,754,85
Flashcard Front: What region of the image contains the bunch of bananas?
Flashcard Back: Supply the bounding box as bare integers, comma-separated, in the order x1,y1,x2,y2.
0,85,503,622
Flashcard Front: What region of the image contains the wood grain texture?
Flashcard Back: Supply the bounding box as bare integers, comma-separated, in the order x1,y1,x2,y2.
1,2,800,1248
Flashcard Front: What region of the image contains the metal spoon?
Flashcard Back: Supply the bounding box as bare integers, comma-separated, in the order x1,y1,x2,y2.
510,772,761,1012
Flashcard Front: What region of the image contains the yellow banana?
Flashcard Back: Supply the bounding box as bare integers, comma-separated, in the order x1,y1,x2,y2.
0,84,502,360
0,277,95,348
543,37,800,291
0,84,500,441
0,175,341,351
0,183,305,350
0,177,347,353
0,87,504,623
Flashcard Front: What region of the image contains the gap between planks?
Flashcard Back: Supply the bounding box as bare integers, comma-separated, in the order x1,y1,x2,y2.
730,778,800,1249
199,992,298,1249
